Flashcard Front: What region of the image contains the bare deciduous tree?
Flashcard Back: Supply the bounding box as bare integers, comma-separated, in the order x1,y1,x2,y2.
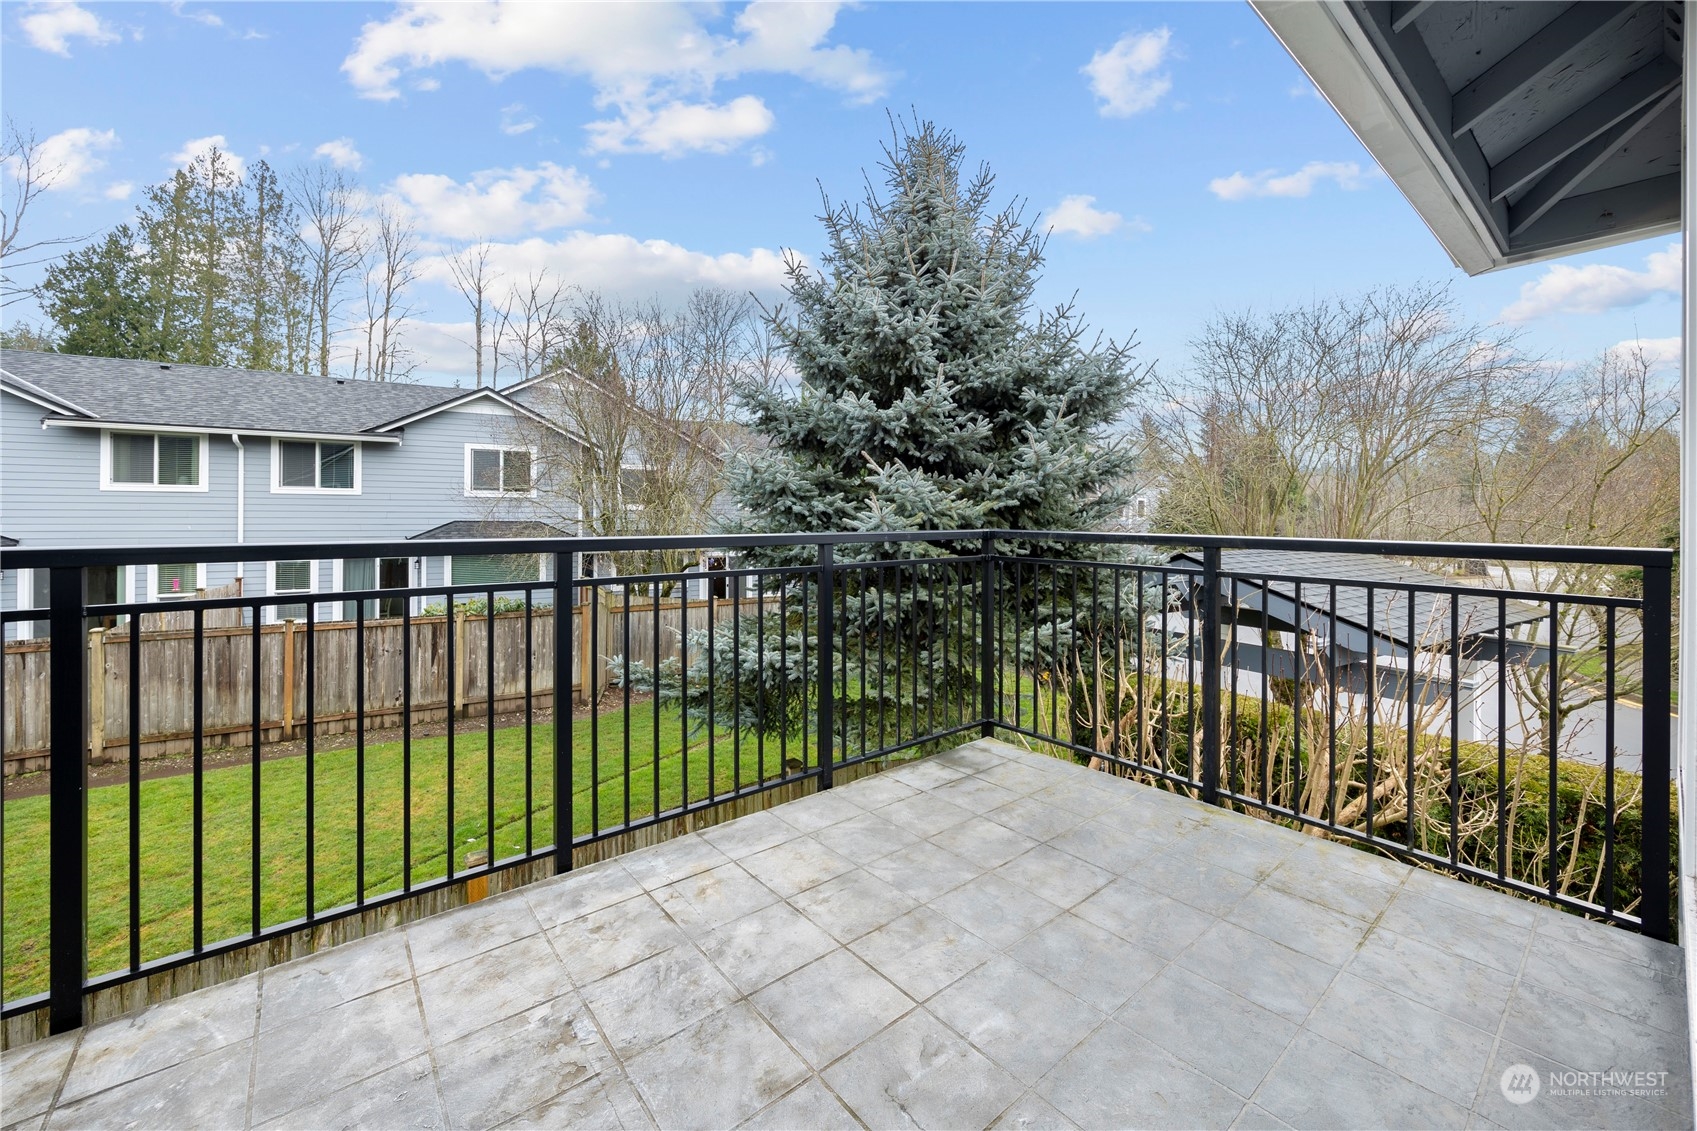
446,238,500,388
2,118,82,303
287,164,366,377
494,269,570,385
360,204,420,382
1145,283,1533,540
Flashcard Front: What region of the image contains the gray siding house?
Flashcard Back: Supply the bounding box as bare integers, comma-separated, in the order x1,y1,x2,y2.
1,350,581,638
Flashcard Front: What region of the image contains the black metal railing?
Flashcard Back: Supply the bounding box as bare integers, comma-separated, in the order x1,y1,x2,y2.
0,530,1674,1033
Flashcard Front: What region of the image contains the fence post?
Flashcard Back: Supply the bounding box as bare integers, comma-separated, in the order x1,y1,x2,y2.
817,542,835,790
86,627,106,764
554,552,574,876
980,534,995,738
48,566,86,1033
282,619,297,739
1199,547,1222,807
1639,560,1673,941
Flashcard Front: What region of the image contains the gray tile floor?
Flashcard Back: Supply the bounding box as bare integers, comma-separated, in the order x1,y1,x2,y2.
3,739,1689,1130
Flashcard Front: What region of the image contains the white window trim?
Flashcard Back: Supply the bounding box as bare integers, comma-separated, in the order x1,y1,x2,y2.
265,559,318,624
149,562,203,601
270,438,363,495
99,428,210,492
463,443,539,498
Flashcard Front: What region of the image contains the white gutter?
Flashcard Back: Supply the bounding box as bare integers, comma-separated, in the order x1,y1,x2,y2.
230,434,245,581
37,417,402,445
1679,0,1696,1099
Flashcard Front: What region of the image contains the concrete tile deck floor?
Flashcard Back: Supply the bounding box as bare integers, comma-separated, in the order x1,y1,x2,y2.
2,739,1689,1131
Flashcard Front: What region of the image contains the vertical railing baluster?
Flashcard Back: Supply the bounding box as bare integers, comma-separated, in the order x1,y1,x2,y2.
356,600,366,905
486,589,496,871
1637,561,1672,940
554,551,572,875
980,536,995,738
402,598,413,892
137,607,147,962
445,588,455,884
48,565,86,1033
1199,548,1221,807
817,542,835,790
192,605,204,952
1546,599,1559,898
1603,604,1617,916
305,601,316,917
524,586,534,857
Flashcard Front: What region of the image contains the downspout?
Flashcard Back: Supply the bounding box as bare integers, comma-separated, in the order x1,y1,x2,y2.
230,434,245,583
1680,0,1695,1099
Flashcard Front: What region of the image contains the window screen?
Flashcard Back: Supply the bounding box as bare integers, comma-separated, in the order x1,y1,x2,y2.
111,434,155,484
470,448,503,492
279,441,317,488
274,560,311,620
157,563,197,598
320,444,355,490
156,435,198,486
502,450,532,492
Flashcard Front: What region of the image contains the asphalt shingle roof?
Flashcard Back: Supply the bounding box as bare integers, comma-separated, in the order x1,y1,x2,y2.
0,349,465,435
1173,549,1545,646
410,520,571,540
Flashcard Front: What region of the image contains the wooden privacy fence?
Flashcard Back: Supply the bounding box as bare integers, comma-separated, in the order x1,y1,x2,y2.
1,595,769,774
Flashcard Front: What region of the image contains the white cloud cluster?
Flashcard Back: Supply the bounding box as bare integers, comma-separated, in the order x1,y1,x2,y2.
314,137,364,171
1500,241,1682,323
167,2,222,28
1607,335,1681,372
586,96,775,158
169,134,244,174
19,1,118,55
390,162,597,240
19,126,119,191
341,1,891,156
1208,160,1376,200
1045,195,1135,239
1082,29,1173,117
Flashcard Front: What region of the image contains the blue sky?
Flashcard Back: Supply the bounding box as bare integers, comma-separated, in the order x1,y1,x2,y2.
3,0,1682,385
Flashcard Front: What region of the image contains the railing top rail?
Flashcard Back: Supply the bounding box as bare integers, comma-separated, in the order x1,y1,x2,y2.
0,528,1674,570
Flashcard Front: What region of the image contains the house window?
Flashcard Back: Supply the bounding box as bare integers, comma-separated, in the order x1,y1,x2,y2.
155,563,200,599
466,446,534,496
271,560,313,621
105,431,204,489
275,440,357,492
450,554,541,587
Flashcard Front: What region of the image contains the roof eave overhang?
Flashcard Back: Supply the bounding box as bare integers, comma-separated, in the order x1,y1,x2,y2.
1249,1,1680,276
37,417,404,445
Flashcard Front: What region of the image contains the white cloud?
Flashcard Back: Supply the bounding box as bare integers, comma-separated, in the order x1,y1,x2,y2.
169,134,244,174
340,1,890,156
167,2,222,28
1607,335,1681,372
103,180,133,201
499,103,538,136
314,137,364,171
1500,242,1682,323
19,1,118,55
1045,195,1127,239
1208,160,1377,200
1083,29,1173,117
417,231,794,305
20,127,119,191
587,96,775,157
389,162,597,240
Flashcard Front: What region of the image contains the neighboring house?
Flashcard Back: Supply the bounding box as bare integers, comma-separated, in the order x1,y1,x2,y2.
0,349,590,639
1166,550,1656,773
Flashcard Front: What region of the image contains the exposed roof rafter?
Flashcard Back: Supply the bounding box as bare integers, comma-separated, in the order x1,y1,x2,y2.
1489,56,1682,202
1451,1,1638,137
1507,87,1680,236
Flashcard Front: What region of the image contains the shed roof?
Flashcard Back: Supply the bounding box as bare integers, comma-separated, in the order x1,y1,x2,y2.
409,520,572,541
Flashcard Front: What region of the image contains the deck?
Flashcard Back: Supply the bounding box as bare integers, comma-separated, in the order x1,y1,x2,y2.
2,739,1688,1130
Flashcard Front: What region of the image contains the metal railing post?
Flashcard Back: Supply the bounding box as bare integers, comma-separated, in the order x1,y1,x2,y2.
981,534,996,737
554,551,574,876
1199,546,1222,807
817,541,835,790
1639,560,1673,941
48,565,87,1033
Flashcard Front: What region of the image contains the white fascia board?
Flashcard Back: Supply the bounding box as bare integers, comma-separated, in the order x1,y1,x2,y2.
371,386,586,445
1,377,93,417
38,417,403,445
1251,0,1502,275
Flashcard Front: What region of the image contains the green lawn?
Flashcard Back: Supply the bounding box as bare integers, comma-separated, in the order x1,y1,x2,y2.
2,701,803,1002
